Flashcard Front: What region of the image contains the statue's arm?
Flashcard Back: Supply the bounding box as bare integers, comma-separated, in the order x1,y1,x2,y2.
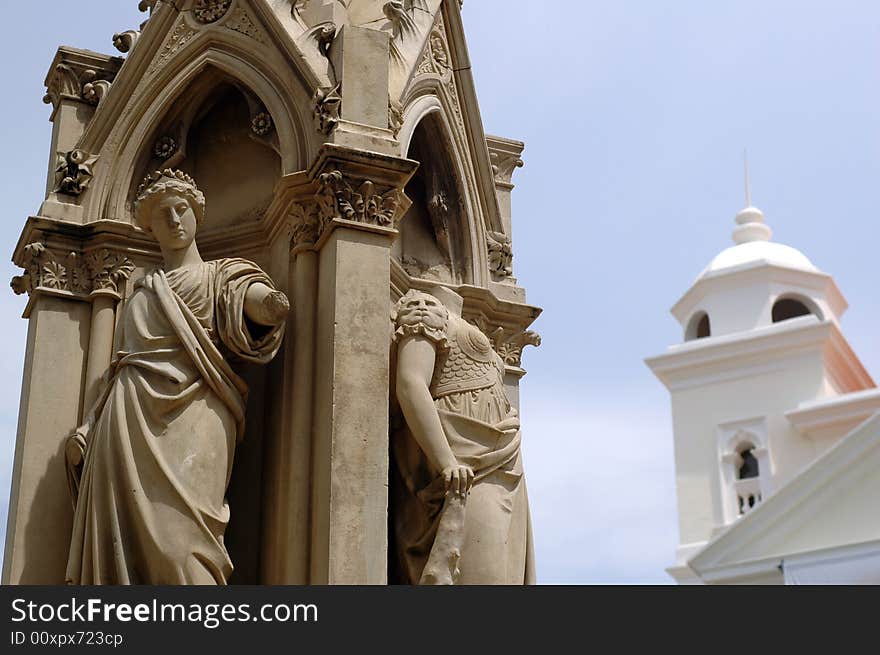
395,336,474,496
244,281,290,326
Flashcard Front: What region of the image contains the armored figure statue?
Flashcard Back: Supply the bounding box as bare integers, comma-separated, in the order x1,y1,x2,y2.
64,170,288,584
391,287,534,584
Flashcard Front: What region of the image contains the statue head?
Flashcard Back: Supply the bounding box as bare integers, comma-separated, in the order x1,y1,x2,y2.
134,169,206,250
394,289,449,334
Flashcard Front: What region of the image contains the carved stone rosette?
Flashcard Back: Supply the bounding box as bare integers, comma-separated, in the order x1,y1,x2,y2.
193,0,232,24
251,112,274,136
11,243,135,302
487,231,513,278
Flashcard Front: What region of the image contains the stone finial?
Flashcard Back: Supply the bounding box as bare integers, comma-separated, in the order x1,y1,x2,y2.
732,206,772,245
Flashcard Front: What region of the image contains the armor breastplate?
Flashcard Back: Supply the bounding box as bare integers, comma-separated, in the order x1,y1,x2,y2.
431,317,503,399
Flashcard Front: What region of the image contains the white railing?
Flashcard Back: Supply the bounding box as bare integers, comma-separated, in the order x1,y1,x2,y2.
735,478,763,516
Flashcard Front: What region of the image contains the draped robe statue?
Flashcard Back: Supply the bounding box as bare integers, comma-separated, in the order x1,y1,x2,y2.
64,170,288,584
391,288,535,585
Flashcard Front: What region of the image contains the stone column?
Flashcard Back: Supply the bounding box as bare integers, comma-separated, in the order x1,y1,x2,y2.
306,145,417,584
81,250,134,410
261,175,321,584
3,244,93,584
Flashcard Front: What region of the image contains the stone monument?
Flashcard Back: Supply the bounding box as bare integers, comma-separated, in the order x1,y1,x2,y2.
4,0,541,585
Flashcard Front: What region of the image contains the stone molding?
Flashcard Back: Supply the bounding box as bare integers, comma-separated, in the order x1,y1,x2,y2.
43,47,123,113
11,242,135,302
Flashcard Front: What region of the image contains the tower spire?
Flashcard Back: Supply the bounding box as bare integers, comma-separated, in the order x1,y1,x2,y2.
744,149,751,207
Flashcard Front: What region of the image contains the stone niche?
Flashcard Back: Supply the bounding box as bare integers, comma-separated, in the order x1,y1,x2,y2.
393,112,472,285
129,73,285,584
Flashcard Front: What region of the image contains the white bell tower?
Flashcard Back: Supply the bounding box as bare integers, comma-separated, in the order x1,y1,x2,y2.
646,197,874,583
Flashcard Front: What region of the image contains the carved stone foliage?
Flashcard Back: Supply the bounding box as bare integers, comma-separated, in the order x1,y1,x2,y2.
290,201,321,248
225,6,266,43
384,2,419,41
194,0,232,24
389,99,404,137
86,249,137,296
11,243,135,300
495,330,542,368
417,17,451,76
113,30,141,54
316,171,403,232
151,21,197,73
54,150,99,196
470,317,541,369
490,150,524,185
313,84,342,134
487,231,513,278
414,15,463,132
44,63,115,109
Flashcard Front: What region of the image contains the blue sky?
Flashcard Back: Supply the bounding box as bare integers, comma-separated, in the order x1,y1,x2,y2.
1,1,879,584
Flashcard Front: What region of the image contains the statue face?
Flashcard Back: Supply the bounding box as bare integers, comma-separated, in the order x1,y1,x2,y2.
148,191,198,251
397,293,447,332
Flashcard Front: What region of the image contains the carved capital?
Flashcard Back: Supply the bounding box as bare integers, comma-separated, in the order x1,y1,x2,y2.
487,231,513,278
470,317,541,369
86,249,136,298
43,47,122,112
290,201,321,249
12,243,134,301
315,170,404,233
279,145,418,248
487,136,525,186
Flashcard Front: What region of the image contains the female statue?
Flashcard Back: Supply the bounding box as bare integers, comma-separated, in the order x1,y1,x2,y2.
64,169,288,584
391,287,535,584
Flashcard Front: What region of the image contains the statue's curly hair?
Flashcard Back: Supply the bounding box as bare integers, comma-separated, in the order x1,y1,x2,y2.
134,169,206,230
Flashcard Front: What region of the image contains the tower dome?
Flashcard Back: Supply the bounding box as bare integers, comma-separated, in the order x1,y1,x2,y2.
698,205,817,279
672,202,846,341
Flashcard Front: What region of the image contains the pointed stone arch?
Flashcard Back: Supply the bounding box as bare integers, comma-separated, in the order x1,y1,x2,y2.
395,94,487,287
84,45,314,230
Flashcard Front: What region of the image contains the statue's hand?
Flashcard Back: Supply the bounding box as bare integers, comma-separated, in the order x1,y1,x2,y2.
441,464,474,497
263,290,290,325
65,428,88,468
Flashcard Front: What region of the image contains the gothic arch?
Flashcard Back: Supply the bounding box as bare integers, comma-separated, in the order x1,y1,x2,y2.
396,94,487,286
85,45,313,227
